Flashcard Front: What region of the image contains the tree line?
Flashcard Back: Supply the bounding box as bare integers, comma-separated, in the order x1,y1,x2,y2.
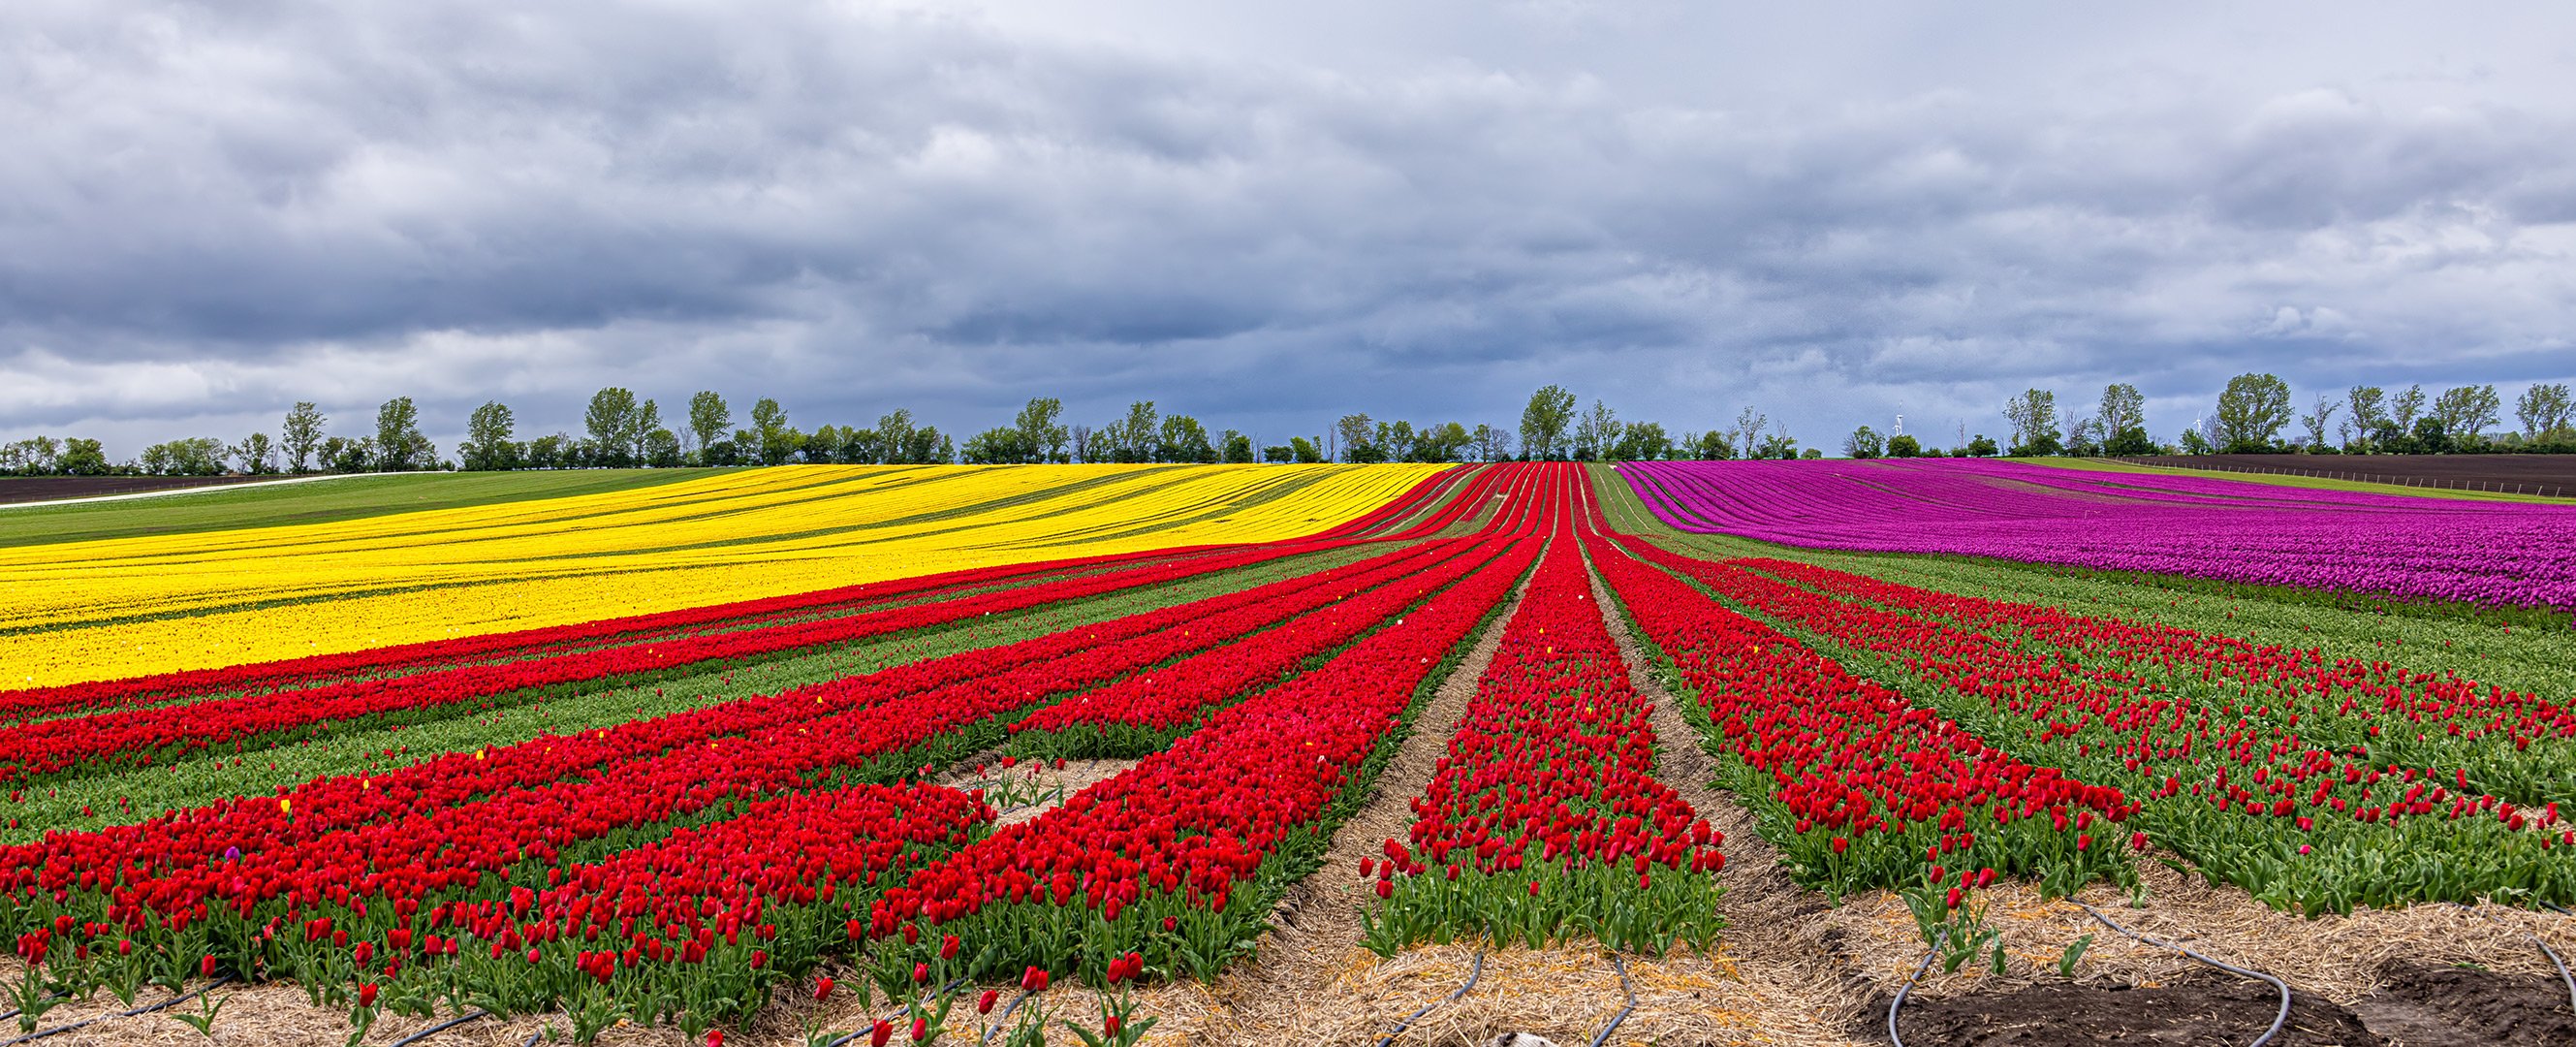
7,375,2569,478
1922,376,2576,462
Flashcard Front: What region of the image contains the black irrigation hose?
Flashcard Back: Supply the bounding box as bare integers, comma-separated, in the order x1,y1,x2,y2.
979,989,1035,1047
1884,927,1946,1047
385,1008,487,1047
1374,950,1482,1047
2457,903,2576,1020
823,977,968,1047
2074,902,2290,1047
0,992,66,1024
1585,953,1637,1047
0,975,234,1046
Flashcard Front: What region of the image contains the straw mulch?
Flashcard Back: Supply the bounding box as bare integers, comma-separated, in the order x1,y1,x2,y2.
1821,858,2576,1007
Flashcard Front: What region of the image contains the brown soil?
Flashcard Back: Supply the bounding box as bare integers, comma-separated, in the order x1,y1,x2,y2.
938,753,1142,827
1886,972,2383,1046
2109,454,2576,495
0,475,281,504
2354,962,2576,1047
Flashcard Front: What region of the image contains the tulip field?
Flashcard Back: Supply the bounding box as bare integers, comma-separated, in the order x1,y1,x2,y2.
2,459,2571,1044
1622,459,2576,612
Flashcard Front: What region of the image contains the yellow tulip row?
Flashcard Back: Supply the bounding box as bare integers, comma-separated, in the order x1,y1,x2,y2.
0,463,1448,689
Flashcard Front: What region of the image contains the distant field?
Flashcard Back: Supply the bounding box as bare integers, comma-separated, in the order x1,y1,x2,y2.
2081,453,2576,499
0,473,288,504
0,468,715,548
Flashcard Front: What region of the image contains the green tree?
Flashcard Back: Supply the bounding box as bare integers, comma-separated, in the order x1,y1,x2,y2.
1373,420,1415,463
57,437,107,475
749,398,794,464
1,436,62,475
2345,386,2388,451
526,433,569,469
960,427,1023,465
1886,433,1921,458
1158,414,1216,463
2212,373,2292,453
644,428,684,468
2296,394,2340,452
1752,425,1799,460
1415,421,1472,462
2517,382,2572,441
282,401,326,473
2431,384,2501,444
1469,424,1513,462
584,388,642,467
1842,426,1885,459
1965,433,2000,458
141,437,226,475
1519,386,1577,460
631,399,663,463
1289,436,1325,463
2003,389,2061,456
2411,416,2452,454
461,400,518,471
1611,420,1671,461
1683,429,1737,460
1220,430,1255,463
375,397,429,471
1334,412,1376,462
229,432,277,474
874,407,921,465
687,392,731,463
2389,384,2426,430
1106,401,1160,464
2096,384,2146,446
321,435,373,473
1571,399,1622,461
1014,397,1070,463
1732,407,1768,460
1261,443,1293,463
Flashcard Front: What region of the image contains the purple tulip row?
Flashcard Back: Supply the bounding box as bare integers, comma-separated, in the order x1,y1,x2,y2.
1619,460,2576,612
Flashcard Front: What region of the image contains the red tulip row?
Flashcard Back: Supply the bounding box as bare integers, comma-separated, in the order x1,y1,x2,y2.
859,474,1556,984
0,496,1515,915
1004,471,1542,756
1366,514,1725,955
1623,542,2576,911
0,467,1472,730
1586,522,2138,905
415,781,993,1030
0,469,1506,788
1740,556,2576,798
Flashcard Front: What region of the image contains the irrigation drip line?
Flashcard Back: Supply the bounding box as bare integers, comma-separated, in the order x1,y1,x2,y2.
1883,927,1945,1047
2074,901,2290,1047
979,989,1035,1047
2453,903,2576,1022
0,993,66,1024
385,1008,488,1047
823,977,968,1047
1585,954,1637,1047
0,975,233,1046
1373,950,1482,1047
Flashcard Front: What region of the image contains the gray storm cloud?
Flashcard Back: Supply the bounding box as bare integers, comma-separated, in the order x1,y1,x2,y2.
3,0,2572,454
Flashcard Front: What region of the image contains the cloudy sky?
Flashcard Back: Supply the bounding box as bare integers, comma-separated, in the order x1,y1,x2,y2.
7,0,2575,457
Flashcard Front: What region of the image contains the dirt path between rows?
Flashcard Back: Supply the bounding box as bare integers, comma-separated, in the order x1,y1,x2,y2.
1150,554,1536,1045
